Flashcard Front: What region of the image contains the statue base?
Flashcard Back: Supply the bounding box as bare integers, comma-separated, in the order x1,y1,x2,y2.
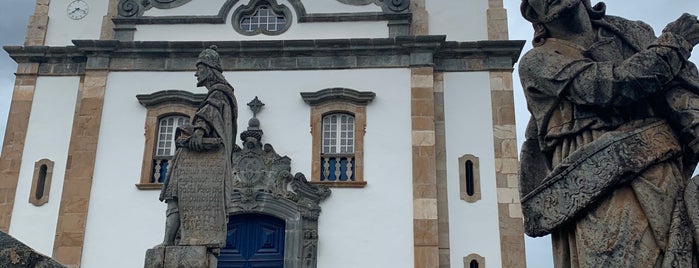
144,246,217,268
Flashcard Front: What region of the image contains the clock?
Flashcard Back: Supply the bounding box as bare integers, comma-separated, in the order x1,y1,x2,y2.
67,0,89,20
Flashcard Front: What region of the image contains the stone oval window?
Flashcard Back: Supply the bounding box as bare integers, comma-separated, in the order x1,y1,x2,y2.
233,0,292,36
29,159,54,206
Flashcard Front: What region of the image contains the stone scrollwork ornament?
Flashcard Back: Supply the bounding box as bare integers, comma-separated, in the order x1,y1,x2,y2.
118,0,193,17
335,0,409,12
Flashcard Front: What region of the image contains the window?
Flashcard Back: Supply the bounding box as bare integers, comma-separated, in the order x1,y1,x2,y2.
301,88,375,188
459,154,481,203
233,0,292,36
464,254,485,268
151,115,189,183
240,6,287,33
320,113,356,182
136,90,205,190
29,159,54,206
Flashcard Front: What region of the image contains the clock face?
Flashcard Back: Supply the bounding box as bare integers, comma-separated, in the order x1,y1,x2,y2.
67,0,89,20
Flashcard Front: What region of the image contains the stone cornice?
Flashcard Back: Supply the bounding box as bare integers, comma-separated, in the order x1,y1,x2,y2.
4,37,525,74
136,90,206,108
300,88,376,106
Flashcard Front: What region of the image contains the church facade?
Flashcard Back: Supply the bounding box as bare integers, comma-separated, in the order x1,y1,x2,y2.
0,0,526,267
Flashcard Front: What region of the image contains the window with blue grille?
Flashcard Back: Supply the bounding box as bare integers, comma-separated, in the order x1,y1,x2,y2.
320,113,355,182
151,115,188,183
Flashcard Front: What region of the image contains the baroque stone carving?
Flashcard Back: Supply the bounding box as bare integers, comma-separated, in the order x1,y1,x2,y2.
518,0,699,266
228,97,331,268
336,0,410,12
118,0,193,17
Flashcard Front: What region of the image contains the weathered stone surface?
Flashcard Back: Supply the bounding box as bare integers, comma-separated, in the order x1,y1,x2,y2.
144,246,216,268
0,231,65,268
158,46,237,249
519,1,699,266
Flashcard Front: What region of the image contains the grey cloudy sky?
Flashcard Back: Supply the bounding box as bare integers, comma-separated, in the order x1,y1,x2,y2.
0,1,698,267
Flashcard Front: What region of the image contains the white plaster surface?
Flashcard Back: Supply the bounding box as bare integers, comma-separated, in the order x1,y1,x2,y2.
134,17,387,41
8,76,79,256
142,0,382,17
81,69,414,267
143,0,228,16
133,0,388,41
443,72,502,268
426,0,488,41
302,0,382,13
45,0,110,46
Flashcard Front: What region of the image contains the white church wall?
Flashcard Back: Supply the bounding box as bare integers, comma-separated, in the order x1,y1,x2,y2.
143,0,382,16
426,0,488,41
8,76,79,256
442,72,502,267
302,1,382,13
134,20,388,41
44,0,110,46
143,0,229,16
81,69,414,267
133,0,388,41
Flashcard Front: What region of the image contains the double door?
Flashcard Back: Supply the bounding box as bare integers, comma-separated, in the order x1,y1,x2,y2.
218,214,285,268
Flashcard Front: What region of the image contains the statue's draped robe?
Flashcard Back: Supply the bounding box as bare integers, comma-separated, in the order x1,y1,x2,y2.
160,82,238,248
519,16,699,267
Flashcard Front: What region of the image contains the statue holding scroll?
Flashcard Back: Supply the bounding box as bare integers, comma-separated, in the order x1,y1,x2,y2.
159,45,238,249
518,0,699,266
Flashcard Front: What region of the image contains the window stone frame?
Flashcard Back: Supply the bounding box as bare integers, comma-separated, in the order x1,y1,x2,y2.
135,90,205,190
301,88,375,188
28,158,54,206
458,154,481,203
464,254,486,268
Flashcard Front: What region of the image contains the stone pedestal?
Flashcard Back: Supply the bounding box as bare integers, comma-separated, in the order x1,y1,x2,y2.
144,246,217,268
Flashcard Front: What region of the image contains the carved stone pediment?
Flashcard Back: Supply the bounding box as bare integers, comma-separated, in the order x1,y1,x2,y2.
230,140,330,213
226,97,330,268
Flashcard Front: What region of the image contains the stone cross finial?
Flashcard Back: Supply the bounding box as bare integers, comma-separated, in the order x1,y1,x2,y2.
247,96,265,118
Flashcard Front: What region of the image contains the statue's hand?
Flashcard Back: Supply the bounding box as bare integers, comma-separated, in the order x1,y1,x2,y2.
664,13,699,47
189,129,204,151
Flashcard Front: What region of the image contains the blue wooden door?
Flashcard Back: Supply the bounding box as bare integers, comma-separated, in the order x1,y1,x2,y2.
218,214,285,268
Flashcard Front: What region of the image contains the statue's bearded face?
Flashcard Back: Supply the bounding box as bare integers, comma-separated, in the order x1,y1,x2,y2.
527,0,581,22
195,64,210,87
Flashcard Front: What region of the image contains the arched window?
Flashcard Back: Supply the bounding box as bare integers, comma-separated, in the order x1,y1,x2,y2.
322,113,355,155
136,90,205,190
155,115,189,157
151,115,189,183
301,87,375,188
233,0,292,36
240,6,287,33
320,113,355,182
464,254,485,268
459,154,481,203
29,159,54,206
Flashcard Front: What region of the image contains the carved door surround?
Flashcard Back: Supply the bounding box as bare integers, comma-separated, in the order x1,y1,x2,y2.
226,98,331,268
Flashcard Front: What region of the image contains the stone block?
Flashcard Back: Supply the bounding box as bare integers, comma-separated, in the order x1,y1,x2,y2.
413,198,438,220
144,247,165,268
145,246,217,268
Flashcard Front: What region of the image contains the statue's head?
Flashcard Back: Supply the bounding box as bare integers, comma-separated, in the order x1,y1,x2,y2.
521,0,606,46
195,45,226,88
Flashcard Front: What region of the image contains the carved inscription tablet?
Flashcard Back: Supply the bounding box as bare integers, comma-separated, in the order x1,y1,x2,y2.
173,147,228,247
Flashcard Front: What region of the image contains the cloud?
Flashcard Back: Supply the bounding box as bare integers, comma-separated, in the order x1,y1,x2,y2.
0,0,34,151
